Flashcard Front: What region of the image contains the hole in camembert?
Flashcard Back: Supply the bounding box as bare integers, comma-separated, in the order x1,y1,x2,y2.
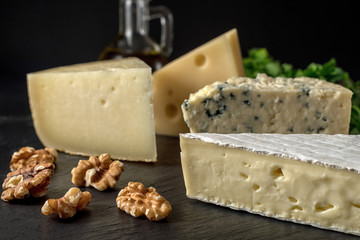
315,202,334,212
240,173,248,180
351,202,360,208
242,162,251,168
271,167,284,179
291,206,303,211
252,184,260,191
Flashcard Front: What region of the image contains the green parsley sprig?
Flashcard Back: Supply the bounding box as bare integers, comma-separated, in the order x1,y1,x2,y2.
243,48,360,134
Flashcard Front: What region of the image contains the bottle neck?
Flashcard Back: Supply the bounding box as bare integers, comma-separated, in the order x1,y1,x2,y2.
119,0,150,39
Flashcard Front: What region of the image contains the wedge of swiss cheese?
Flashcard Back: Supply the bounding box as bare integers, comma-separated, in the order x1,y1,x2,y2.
180,133,360,236
152,28,245,136
27,58,156,162
182,73,352,134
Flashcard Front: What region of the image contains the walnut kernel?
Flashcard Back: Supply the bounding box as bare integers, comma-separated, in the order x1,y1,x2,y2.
116,182,172,221
10,146,57,171
71,153,124,191
1,163,55,202
41,187,92,219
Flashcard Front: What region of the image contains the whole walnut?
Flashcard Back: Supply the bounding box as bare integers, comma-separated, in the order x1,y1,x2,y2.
10,146,57,171
41,187,92,219
1,163,55,202
71,153,124,191
116,182,172,221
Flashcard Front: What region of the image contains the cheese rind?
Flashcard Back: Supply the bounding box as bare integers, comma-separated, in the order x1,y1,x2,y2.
182,73,352,134
180,133,360,236
152,29,245,136
27,58,157,162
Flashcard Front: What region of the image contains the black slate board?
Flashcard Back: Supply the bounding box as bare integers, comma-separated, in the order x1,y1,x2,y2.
0,116,358,240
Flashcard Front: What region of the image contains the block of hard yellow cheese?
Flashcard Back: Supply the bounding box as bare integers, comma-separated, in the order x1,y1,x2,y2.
27,58,156,162
180,133,360,236
152,28,245,136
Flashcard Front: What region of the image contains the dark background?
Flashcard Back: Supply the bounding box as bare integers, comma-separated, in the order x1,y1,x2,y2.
1,0,359,116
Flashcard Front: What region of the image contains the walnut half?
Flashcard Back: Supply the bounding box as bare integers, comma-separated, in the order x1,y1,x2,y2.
1,163,55,202
10,146,57,171
71,153,124,191
41,187,92,219
116,182,172,221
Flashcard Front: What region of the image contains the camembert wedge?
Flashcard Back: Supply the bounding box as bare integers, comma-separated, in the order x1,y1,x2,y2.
180,133,360,235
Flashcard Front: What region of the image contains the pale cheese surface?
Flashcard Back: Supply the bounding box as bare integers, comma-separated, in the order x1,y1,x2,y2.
182,73,353,134
180,133,360,235
27,58,157,162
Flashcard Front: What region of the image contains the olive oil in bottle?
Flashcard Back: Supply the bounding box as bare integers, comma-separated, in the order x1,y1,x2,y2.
98,0,173,72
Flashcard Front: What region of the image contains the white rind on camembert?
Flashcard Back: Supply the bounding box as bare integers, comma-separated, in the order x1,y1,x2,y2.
180,133,360,235
182,73,352,134
27,58,157,162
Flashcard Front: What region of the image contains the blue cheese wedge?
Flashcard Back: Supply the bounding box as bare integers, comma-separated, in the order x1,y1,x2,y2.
181,73,352,134
180,133,360,236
